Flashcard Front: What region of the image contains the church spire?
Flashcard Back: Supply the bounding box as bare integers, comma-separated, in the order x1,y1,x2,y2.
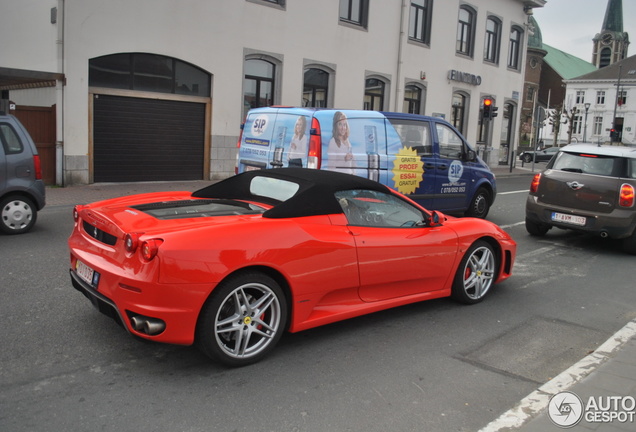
592,0,629,68
601,0,623,33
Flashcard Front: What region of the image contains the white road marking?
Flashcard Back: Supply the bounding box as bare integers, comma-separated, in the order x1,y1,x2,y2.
499,221,524,229
498,190,528,195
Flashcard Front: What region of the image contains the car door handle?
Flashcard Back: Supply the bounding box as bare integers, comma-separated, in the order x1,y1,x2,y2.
424,163,435,170
437,164,448,170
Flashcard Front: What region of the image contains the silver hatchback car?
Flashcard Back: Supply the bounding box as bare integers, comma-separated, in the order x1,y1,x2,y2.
0,113,46,234
525,144,636,254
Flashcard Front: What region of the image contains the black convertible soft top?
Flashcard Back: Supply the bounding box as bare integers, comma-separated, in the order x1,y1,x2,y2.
192,168,392,219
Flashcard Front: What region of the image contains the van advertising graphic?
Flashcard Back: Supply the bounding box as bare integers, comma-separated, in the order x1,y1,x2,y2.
440,159,467,195
392,147,424,195
245,114,272,147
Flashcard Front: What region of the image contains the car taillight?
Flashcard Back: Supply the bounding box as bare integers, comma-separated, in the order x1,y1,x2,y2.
235,122,245,175
619,183,635,207
33,155,42,180
140,239,163,262
307,117,322,169
73,205,85,222
124,232,143,253
529,173,541,194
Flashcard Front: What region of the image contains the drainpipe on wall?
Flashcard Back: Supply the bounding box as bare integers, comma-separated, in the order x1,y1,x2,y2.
394,0,407,112
55,0,65,186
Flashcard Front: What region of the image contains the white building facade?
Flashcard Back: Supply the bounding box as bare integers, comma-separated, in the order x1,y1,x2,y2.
562,56,636,146
0,0,544,185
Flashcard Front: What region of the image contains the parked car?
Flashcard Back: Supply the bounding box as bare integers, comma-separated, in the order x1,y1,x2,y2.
525,144,636,254
518,146,560,163
69,168,516,366
236,107,497,218
0,112,46,234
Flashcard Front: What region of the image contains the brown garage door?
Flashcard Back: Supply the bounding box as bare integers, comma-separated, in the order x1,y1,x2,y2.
93,94,205,182
14,105,56,185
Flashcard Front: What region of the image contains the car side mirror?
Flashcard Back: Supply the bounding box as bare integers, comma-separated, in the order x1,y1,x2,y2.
466,149,476,162
421,211,441,227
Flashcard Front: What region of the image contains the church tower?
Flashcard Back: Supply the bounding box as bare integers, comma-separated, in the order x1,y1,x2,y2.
592,0,630,68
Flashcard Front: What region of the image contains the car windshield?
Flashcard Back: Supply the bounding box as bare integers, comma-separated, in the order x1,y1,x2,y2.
552,152,622,177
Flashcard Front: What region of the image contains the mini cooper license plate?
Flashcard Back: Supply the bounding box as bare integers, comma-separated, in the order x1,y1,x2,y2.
552,212,586,226
76,260,99,287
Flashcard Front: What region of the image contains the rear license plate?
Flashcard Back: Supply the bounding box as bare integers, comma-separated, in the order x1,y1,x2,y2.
76,260,99,287
551,212,586,226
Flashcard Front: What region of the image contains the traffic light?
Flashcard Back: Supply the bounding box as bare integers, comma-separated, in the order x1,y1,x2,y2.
610,129,619,142
482,98,492,120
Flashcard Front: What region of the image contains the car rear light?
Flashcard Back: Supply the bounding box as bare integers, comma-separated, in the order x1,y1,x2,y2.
235,122,245,175
619,183,635,207
307,117,322,169
33,155,43,180
73,205,85,222
140,239,163,262
124,232,143,253
529,173,541,194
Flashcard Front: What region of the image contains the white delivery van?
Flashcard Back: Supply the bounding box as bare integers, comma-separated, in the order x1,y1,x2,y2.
236,107,496,218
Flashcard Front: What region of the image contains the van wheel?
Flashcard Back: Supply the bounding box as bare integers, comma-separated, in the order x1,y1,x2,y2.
465,188,491,219
0,195,37,235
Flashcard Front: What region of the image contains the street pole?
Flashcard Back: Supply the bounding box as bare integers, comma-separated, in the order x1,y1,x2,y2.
583,102,590,142
612,64,622,143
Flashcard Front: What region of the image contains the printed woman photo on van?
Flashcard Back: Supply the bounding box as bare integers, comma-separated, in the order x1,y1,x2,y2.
288,116,307,168
327,111,354,174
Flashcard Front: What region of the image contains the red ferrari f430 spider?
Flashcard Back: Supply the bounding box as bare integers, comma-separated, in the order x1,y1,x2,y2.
69,168,516,366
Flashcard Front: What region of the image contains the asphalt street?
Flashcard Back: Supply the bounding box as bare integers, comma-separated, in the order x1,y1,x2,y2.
1,167,634,432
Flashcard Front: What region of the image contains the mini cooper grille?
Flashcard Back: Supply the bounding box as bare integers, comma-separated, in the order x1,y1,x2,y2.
83,221,117,246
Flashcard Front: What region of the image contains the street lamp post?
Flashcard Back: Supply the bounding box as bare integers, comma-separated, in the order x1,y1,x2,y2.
583,102,591,142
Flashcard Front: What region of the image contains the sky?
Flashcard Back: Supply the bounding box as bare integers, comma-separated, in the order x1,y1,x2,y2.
532,0,636,63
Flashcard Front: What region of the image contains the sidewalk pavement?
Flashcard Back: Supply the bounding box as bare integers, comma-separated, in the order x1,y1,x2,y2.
45,165,635,431
46,164,538,207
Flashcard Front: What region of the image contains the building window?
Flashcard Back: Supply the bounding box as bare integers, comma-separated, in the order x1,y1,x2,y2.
403,84,424,114
599,47,611,68
364,78,385,110
243,58,275,118
526,87,535,102
303,68,329,107
409,0,433,45
89,53,210,96
575,91,585,104
247,0,286,8
339,0,369,28
484,16,501,63
596,91,605,104
572,115,582,134
618,90,627,106
507,26,523,70
456,6,475,57
593,116,603,135
451,92,467,134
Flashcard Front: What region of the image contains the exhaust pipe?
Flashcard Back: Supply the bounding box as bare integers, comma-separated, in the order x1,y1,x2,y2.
130,315,166,335
600,231,609,238
144,319,166,335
